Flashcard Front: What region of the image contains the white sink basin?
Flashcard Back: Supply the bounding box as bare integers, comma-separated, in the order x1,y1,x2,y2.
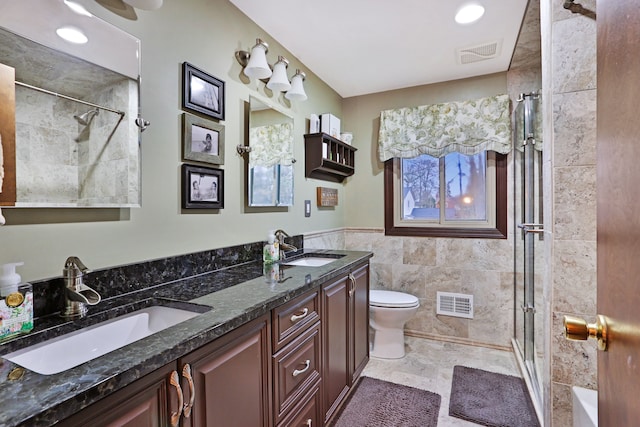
282,257,338,267
4,306,202,375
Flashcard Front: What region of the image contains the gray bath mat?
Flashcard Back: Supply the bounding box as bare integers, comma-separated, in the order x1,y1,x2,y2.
449,365,540,427
331,376,440,427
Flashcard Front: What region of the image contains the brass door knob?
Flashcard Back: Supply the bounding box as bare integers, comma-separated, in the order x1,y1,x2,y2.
563,314,609,351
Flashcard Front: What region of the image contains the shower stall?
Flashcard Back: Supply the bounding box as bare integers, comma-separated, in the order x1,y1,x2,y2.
513,92,544,414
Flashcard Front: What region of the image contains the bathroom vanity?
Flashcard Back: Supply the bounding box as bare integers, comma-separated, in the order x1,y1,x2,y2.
0,247,372,427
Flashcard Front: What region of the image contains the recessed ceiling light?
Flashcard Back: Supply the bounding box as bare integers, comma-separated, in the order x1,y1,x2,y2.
56,26,88,44
63,0,93,17
455,4,485,24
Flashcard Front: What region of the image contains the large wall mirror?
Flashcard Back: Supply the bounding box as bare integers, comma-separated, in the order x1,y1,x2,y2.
0,0,141,208
247,96,294,207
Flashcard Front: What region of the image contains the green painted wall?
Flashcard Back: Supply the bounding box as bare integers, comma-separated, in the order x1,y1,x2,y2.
0,0,344,281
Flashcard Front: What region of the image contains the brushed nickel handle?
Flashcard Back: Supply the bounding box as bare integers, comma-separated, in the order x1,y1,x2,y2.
290,307,309,322
348,273,356,298
564,314,609,351
292,359,311,377
182,363,195,418
169,370,184,427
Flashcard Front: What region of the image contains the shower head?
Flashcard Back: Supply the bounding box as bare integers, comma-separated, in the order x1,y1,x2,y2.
73,108,99,126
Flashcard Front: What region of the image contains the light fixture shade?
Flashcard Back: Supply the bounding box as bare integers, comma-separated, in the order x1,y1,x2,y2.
123,0,163,10
285,70,307,101
244,40,272,80
266,56,291,92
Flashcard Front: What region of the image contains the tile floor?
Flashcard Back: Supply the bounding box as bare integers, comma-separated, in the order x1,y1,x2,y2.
362,336,521,426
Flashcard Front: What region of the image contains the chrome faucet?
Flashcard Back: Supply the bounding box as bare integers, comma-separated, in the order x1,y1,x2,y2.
60,256,101,319
273,229,298,260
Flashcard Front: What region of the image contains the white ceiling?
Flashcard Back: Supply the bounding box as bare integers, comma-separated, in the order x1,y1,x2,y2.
229,0,530,98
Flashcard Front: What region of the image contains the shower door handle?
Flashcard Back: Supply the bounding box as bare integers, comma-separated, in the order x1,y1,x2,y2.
517,223,545,234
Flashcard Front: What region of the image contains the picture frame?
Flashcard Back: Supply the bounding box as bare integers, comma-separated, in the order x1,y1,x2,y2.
182,164,224,209
182,113,225,165
182,62,225,120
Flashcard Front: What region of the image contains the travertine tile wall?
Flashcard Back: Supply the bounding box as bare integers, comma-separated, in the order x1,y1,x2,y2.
544,0,598,425
305,228,516,349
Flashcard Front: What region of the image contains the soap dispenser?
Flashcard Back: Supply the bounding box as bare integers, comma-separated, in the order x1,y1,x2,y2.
263,231,280,263
0,262,34,342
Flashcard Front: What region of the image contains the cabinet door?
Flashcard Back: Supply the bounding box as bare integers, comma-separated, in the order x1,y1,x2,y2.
350,263,370,384
321,276,350,423
180,315,271,427
59,362,178,427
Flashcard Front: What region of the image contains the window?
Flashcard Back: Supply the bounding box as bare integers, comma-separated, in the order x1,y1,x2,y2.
384,151,507,238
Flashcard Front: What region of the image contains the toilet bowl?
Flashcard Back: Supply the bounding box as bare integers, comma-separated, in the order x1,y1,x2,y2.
369,290,420,359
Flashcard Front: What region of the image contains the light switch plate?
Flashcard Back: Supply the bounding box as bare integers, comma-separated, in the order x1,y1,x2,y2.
304,200,311,217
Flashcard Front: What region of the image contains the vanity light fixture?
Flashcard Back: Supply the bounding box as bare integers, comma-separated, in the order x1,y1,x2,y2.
243,39,272,80
56,26,88,44
455,3,485,24
285,70,307,101
236,38,308,101
266,56,292,92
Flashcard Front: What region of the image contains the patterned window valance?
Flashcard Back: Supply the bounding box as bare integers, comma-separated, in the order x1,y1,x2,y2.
378,94,512,162
249,122,294,167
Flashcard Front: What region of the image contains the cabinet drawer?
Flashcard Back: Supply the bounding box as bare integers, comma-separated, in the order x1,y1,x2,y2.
277,382,321,427
273,289,319,351
273,322,321,424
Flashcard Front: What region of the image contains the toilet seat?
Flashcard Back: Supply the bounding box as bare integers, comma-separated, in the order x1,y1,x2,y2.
370,290,419,308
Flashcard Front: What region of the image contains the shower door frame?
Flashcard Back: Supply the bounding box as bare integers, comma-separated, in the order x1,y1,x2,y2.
513,92,544,413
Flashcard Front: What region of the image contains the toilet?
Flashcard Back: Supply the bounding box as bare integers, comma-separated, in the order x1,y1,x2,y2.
369,290,420,359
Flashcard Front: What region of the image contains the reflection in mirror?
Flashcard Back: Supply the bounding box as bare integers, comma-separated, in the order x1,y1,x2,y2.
248,97,294,207
0,1,141,207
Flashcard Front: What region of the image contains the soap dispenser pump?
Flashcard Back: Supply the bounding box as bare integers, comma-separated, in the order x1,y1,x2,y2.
0,262,34,342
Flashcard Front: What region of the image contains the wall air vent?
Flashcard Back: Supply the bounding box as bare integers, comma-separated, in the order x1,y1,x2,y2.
457,40,501,64
437,292,474,319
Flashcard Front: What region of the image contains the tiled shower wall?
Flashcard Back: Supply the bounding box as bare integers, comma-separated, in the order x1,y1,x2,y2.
15,78,138,206
544,0,598,425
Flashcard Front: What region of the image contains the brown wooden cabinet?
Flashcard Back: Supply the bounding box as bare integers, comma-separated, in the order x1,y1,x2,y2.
60,362,178,427
321,263,370,424
59,262,369,427
181,314,271,427
60,315,271,427
304,133,357,183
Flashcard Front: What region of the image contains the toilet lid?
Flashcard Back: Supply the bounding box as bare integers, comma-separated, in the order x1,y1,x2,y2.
370,290,419,308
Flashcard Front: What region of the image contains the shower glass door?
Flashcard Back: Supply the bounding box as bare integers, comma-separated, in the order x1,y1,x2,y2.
514,93,543,407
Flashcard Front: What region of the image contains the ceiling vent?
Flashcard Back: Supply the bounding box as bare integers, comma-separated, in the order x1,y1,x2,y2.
457,40,501,64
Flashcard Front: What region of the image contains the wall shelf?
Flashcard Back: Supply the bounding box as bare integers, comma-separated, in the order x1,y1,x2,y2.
304,132,357,183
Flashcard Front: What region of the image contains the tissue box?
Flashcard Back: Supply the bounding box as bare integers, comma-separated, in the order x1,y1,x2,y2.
320,114,341,138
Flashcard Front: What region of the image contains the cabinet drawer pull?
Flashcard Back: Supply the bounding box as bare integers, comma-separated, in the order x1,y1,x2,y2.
305,419,312,427
292,359,311,377
290,307,309,322
169,370,184,427
182,363,195,418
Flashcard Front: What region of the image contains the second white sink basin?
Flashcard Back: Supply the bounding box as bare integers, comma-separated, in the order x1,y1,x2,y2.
282,257,338,267
4,305,202,375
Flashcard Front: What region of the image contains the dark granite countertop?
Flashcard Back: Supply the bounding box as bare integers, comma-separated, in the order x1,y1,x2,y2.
0,249,372,427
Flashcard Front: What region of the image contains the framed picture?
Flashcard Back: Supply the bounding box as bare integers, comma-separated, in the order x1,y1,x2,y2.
182,62,225,120
182,164,224,209
182,113,225,165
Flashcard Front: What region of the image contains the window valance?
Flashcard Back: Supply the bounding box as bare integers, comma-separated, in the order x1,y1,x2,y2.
249,122,294,167
378,94,512,162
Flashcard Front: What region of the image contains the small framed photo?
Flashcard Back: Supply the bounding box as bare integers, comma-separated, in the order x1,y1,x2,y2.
182,62,225,120
182,113,225,165
182,164,224,209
